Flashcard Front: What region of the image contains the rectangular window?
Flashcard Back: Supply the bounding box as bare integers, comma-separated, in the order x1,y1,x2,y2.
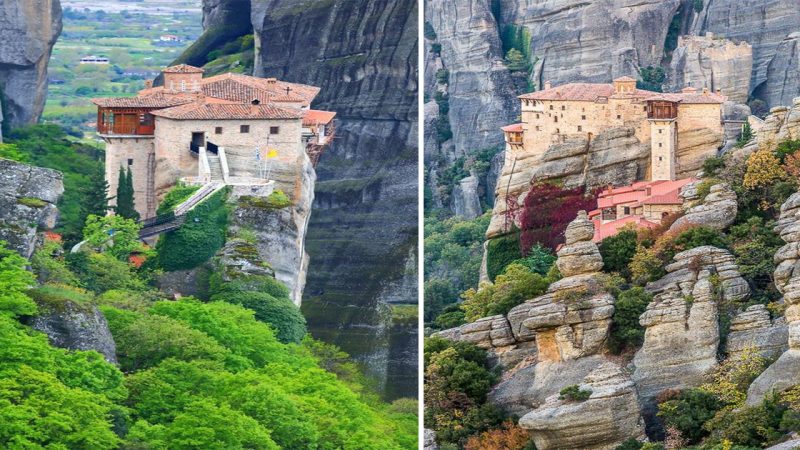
536,114,540,119
561,105,565,111
270,126,280,135
577,126,582,132
658,129,663,134
581,115,586,120
659,143,663,147
623,206,630,215
535,126,540,131
617,114,622,120
240,125,250,133
549,105,554,110
215,127,223,134
554,116,558,123
127,158,134,166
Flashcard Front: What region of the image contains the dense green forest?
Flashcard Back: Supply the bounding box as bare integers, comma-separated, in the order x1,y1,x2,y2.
0,125,417,449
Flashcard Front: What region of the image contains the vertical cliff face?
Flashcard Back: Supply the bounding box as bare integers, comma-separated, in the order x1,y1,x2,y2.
0,0,62,138
250,0,418,398
693,0,800,107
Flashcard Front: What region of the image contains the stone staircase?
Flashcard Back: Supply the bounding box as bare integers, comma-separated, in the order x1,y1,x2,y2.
207,155,224,182
138,182,225,238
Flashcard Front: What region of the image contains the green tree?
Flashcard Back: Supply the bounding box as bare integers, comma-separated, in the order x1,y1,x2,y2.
608,287,652,353
461,263,549,321
737,122,754,148
82,214,144,260
658,389,725,444
599,228,639,279
79,168,109,222
115,165,139,220
504,48,528,72
210,290,307,344
0,241,37,317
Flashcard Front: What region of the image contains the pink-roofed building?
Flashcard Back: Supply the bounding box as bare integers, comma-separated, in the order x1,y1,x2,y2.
587,178,696,241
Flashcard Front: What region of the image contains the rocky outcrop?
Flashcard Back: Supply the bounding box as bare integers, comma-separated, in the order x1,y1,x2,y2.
748,192,800,405
26,298,117,364
247,0,417,398
499,0,679,90
633,246,749,420
670,183,738,232
201,0,250,30
425,0,519,154
762,33,800,109
226,162,314,305
726,304,788,360
487,126,649,238
519,363,646,450
740,98,800,158
0,158,63,258
667,35,753,104
0,0,62,137
694,0,800,108
452,175,482,219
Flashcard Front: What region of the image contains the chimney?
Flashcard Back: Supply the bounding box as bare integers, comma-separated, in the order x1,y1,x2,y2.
716,88,722,94
702,87,709,95
544,80,552,90
682,86,698,94
645,186,652,196
266,78,277,84
144,80,153,89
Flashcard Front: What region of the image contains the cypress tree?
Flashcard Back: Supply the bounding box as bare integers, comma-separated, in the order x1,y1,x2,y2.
115,166,139,220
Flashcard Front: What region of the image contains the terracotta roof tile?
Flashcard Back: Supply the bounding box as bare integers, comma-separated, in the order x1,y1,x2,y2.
593,216,658,242
303,109,336,126
162,64,204,73
501,123,524,132
520,81,726,104
150,101,305,120
91,95,195,108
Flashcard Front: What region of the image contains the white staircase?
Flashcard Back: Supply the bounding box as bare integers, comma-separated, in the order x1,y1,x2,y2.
207,155,224,182
174,182,225,216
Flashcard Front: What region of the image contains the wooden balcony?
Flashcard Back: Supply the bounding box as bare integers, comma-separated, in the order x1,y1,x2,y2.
97,107,156,136
647,100,678,120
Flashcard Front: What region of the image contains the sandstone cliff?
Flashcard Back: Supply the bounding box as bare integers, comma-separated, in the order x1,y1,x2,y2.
0,0,62,139
0,158,63,258
693,0,800,108
667,35,753,103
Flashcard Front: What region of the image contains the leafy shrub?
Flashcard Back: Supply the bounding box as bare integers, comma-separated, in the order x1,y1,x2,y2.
511,244,556,275
424,21,437,40
743,149,787,191
699,347,768,407
704,395,788,447
30,240,79,286
672,226,728,251
504,48,529,72
425,278,459,323
435,305,467,329
600,228,638,279
156,183,200,214
559,384,592,401
0,241,37,317
436,68,449,84
608,287,652,353
486,232,521,281
210,290,306,344
638,66,665,92
775,139,800,162
629,245,667,285
67,251,146,293
657,388,725,444
83,214,145,260
518,183,597,253
693,0,704,13
461,263,549,321
156,188,230,271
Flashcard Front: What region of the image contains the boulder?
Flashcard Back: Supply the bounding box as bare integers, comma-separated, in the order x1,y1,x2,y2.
726,304,788,360
0,159,63,258
26,298,118,364
670,183,738,232
520,362,646,450
452,175,483,219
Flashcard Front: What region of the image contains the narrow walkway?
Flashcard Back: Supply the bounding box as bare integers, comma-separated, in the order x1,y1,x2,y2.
138,181,225,238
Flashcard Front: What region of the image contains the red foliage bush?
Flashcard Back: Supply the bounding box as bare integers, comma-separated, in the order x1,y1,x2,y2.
464,421,532,450
518,183,597,253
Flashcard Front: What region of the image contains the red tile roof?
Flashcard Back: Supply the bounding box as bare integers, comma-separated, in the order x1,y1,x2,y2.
163,64,204,73
501,123,523,132
91,95,195,108
150,101,305,120
592,216,658,242
519,81,726,104
303,109,336,126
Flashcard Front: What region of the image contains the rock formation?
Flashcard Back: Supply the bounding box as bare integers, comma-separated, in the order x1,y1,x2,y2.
25,297,117,364
452,175,482,219
439,213,646,447
748,192,800,405
0,0,62,138
487,126,649,238
633,246,750,420
740,98,800,158
693,0,800,108
670,183,738,232
0,158,63,258
499,0,680,89
425,0,519,154
667,35,753,104
726,304,788,361
246,0,418,398
226,164,315,305
519,362,646,450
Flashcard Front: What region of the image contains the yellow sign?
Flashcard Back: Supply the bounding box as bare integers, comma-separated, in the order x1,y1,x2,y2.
267,149,278,158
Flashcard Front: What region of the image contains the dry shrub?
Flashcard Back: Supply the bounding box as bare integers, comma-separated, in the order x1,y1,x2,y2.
464,421,533,450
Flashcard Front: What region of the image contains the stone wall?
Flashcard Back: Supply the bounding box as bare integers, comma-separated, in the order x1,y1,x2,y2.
104,137,155,217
